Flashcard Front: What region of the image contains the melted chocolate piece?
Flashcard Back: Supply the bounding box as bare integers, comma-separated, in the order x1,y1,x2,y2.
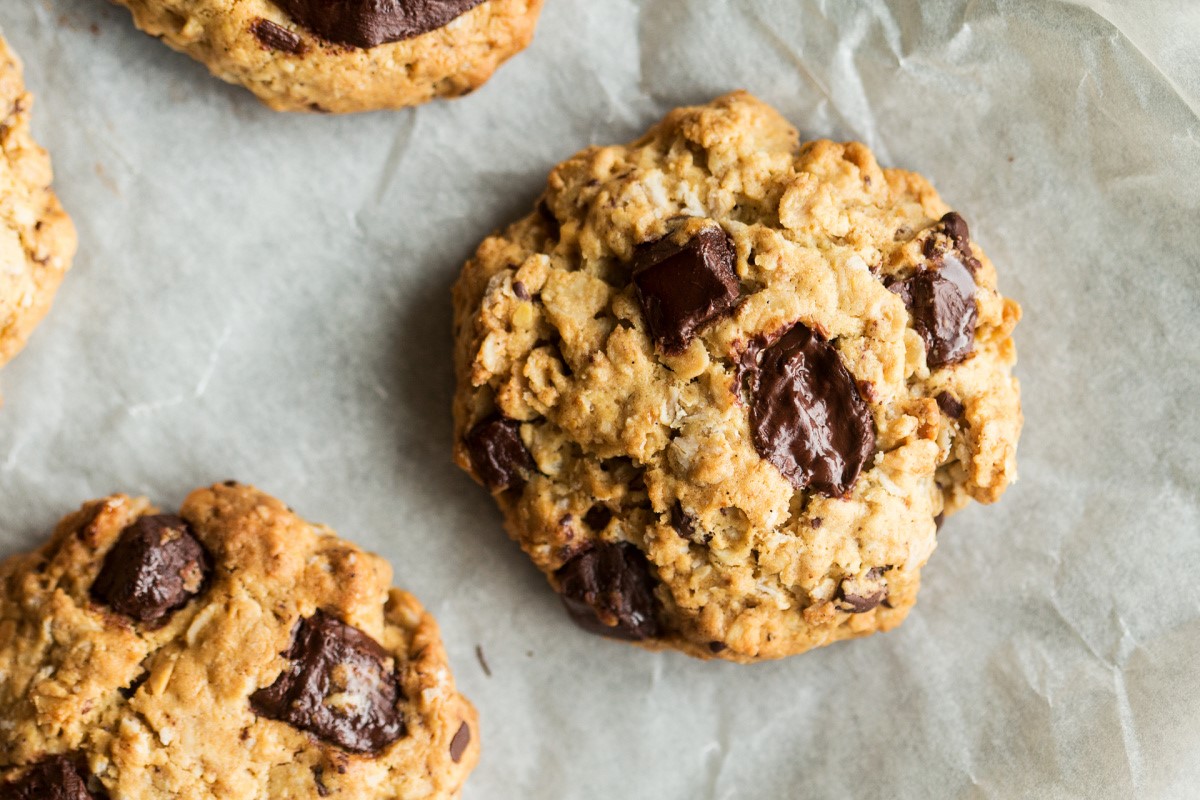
251,19,306,53
91,515,211,626
908,254,978,368
935,391,964,418
250,612,406,754
272,0,486,49
583,505,613,531
836,568,887,613
892,213,981,368
555,542,661,640
632,226,739,354
512,280,531,301
465,416,534,491
0,756,103,800
745,323,875,497
449,722,471,763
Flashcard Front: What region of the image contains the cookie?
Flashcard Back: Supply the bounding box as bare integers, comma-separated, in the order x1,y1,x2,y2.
0,36,77,371
452,91,1022,663
112,0,543,113
0,482,478,798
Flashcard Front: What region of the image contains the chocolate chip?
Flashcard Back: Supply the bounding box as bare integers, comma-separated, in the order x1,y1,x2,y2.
250,18,306,54
91,515,211,626
935,391,965,418
555,542,661,640
272,0,485,48
940,211,970,251
250,612,406,754
583,505,613,531
836,568,887,613
449,722,471,763
536,199,560,241
632,226,739,354
465,416,535,491
512,280,530,301
0,756,103,799
810,517,823,529
707,641,727,653
745,323,876,497
670,502,697,539
907,254,978,368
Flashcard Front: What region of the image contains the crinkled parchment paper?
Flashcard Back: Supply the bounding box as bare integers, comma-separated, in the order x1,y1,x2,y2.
2,1,1198,797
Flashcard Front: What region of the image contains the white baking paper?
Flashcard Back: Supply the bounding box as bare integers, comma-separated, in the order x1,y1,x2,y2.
2,1,1199,797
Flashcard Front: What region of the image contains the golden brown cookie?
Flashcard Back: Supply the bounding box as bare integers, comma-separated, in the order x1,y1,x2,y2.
112,0,543,113
0,482,478,798
452,91,1023,663
0,36,77,371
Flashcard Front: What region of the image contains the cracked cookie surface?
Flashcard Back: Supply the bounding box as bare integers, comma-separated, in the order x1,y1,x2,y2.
452,91,1022,663
0,483,478,799
0,36,77,373
111,0,543,113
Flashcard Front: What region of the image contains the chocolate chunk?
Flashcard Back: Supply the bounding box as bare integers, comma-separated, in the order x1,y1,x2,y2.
555,542,661,640
707,641,727,654
935,391,964,418
0,756,103,800
449,722,471,763
670,502,697,539
907,254,978,368
272,0,486,49
251,18,306,53
465,416,535,491
745,323,876,497
250,612,406,754
940,211,970,251
512,280,530,301
583,505,613,531
632,226,739,354
91,515,211,626
836,568,887,613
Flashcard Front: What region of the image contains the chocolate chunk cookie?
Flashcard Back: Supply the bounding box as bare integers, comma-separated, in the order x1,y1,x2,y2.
452,92,1023,662
0,36,77,374
111,0,543,113
0,483,478,798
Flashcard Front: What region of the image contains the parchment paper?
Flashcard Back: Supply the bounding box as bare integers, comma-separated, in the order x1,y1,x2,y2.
2,1,1199,797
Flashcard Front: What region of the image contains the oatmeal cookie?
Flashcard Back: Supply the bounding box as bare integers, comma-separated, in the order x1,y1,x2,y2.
112,0,543,113
452,91,1022,662
0,482,478,798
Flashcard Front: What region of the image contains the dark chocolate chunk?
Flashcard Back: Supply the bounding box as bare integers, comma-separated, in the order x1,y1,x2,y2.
272,0,486,49
465,416,534,491
512,280,530,301
555,542,661,640
707,641,727,654
449,722,471,763
836,568,887,613
91,515,211,626
0,756,103,800
907,254,978,368
670,502,697,539
935,391,964,418
632,226,739,354
745,323,876,497
250,611,406,754
250,18,306,53
583,505,613,531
